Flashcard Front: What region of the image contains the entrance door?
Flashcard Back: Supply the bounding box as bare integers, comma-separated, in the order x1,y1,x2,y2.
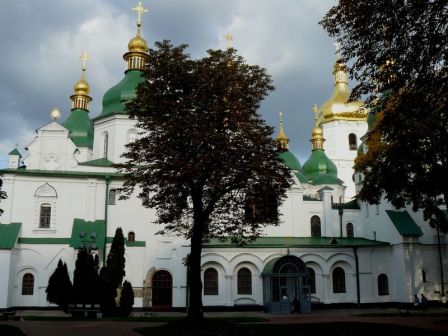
152,270,172,308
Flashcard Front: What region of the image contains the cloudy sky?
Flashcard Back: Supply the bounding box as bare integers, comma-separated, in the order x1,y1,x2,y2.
0,0,343,168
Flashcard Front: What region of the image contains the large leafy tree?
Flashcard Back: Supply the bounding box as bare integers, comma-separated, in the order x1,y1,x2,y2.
46,259,73,312
118,41,291,323
320,0,448,231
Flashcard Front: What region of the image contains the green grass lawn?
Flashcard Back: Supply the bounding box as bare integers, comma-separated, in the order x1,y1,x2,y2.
0,324,26,336
133,321,447,336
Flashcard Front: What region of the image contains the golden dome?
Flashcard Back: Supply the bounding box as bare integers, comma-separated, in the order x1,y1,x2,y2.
318,60,367,125
74,77,90,95
274,112,289,150
311,125,323,138
128,34,148,53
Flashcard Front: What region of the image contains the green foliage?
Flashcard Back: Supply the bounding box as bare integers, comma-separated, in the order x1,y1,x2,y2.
100,227,126,316
0,178,6,217
321,0,448,231
119,280,134,317
72,250,101,304
46,259,73,312
117,40,291,321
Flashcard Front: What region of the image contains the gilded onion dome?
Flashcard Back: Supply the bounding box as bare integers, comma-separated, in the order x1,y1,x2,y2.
316,55,367,126
94,1,149,121
303,106,341,185
62,52,94,148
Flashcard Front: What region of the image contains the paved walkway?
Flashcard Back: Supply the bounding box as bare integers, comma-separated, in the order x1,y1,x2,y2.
2,308,448,336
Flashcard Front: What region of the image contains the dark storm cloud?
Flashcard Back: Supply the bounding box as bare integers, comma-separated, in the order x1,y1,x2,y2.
0,0,340,167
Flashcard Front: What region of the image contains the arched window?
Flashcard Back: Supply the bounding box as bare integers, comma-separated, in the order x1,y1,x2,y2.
108,189,116,205
128,231,135,242
103,132,109,159
237,268,252,295
307,267,316,294
128,130,137,143
422,269,427,283
378,274,389,295
346,223,354,238
39,203,51,228
311,216,321,237
204,268,218,295
349,133,357,150
22,273,34,295
332,267,346,293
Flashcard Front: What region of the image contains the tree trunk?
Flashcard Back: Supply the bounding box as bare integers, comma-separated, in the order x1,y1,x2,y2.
186,188,206,330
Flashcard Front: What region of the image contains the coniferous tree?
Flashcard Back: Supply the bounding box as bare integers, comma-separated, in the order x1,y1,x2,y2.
119,280,134,317
99,227,126,315
46,259,73,312
117,41,291,323
73,249,101,304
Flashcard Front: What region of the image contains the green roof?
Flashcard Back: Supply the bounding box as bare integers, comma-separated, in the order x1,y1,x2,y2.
94,70,144,121
0,223,21,249
278,150,302,171
302,149,341,186
332,199,360,210
204,236,389,248
79,158,115,167
385,210,423,237
8,148,22,157
0,168,123,179
70,218,106,249
62,108,94,148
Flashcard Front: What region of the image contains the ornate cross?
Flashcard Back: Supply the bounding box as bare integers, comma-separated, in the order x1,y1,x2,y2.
224,32,233,49
80,51,89,72
132,1,148,26
312,104,319,125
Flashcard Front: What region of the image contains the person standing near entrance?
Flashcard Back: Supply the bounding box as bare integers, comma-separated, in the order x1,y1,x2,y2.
292,296,300,313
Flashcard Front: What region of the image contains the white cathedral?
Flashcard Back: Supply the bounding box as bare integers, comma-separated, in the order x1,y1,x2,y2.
0,5,446,312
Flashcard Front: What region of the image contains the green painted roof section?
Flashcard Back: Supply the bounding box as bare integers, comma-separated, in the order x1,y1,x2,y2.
8,148,22,157
204,236,389,248
79,158,115,167
332,199,360,210
94,70,144,121
62,109,94,148
278,150,302,171
302,149,341,185
70,218,106,249
0,223,21,249
262,257,280,275
385,210,423,237
18,237,71,245
106,237,146,247
294,171,307,183
0,168,123,179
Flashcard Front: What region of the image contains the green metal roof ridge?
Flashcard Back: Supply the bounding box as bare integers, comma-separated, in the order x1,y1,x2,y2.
18,237,71,245
385,210,423,236
70,218,106,249
204,236,389,248
8,148,22,157
79,158,115,167
332,199,361,210
0,223,21,249
0,168,123,179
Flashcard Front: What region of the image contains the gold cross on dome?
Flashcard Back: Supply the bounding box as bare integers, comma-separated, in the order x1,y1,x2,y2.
312,104,319,125
80,51,89,71
224,32,233,49
132,1,148,26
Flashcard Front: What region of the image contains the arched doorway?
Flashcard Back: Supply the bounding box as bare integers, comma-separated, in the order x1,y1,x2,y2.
152,270,172,308
262,255,311,313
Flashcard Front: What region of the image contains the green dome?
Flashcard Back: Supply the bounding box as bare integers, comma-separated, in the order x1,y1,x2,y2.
94,70,144,121
278,150,302,171
302,149,340,185
62,108,93,147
